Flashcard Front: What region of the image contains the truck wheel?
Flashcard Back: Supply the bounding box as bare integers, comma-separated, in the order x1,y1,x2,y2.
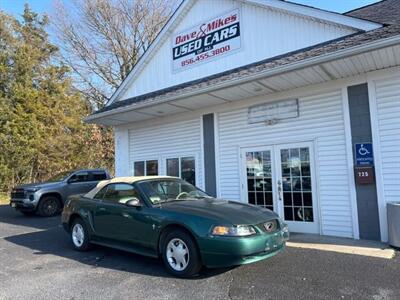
37,196,61,217
70,218,91,251
161,229,202,278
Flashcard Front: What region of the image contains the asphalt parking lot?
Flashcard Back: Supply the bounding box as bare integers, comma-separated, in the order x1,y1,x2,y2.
0,205,399,300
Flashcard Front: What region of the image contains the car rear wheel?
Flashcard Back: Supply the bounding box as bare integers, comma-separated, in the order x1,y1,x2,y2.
37,196,61,217
161,229,202,278
70,219,91,251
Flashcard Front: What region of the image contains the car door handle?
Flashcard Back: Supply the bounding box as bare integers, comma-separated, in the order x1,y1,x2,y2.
122,212,131,218
98,207,106,211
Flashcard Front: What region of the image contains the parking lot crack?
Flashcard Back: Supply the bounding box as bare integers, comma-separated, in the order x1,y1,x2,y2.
226,271,234,300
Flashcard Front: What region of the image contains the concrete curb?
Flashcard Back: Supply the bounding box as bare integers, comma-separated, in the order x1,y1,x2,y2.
287,233,396,259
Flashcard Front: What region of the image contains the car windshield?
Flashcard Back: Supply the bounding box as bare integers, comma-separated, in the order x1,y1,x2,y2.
138,179,211,205
46,171,72,182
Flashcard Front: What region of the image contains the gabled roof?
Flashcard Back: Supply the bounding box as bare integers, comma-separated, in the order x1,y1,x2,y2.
87,23,400,120
105,0,382,107
346,0,400,25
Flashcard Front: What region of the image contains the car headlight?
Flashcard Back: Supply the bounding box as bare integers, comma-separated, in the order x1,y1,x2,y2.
212,225,256,237
26,187,41,193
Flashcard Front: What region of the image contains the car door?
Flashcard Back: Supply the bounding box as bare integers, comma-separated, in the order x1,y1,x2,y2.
65,171,94,197
93,183,154,248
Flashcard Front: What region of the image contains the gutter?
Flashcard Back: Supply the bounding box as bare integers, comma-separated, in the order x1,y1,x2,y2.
85,34,400,123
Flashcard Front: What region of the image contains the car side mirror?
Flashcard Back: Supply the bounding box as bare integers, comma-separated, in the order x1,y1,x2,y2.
124,198,141,208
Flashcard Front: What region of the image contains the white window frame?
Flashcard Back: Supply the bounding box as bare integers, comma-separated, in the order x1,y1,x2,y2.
163,154,199,186
133,159,160,176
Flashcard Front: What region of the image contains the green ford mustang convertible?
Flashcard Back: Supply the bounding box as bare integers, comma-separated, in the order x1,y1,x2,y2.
62,176,289,277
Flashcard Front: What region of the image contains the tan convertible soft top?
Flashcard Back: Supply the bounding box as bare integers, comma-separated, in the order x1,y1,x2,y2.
84,176,176,199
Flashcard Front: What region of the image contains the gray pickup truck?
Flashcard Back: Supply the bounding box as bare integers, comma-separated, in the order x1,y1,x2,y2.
10,169,111,217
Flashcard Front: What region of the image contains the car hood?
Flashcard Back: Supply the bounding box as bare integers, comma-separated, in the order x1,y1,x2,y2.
160,198,278,225
15,181,61,190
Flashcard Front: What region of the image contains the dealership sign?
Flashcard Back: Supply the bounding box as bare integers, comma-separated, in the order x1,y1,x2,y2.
248,99,299,124
172,9,241,71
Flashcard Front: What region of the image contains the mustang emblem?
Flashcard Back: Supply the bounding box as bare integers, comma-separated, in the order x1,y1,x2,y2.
264,221,276,232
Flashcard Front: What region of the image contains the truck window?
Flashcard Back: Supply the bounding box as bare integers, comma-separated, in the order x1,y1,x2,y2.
91,171,107,181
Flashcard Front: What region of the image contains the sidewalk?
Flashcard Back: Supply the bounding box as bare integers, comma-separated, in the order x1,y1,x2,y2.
287,233,396,259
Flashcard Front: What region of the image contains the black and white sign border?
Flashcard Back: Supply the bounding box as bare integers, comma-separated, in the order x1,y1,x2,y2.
171,8,243,73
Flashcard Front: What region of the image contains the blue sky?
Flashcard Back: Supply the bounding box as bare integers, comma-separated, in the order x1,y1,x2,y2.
1,0,380,18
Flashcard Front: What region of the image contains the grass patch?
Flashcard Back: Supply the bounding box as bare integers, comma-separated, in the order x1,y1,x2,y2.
0,192,9,205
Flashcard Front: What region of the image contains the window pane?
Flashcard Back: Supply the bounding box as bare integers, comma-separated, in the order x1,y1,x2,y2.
246,152,254,176
300,147,309,162
303,207,314,222
91,172,107,181
303,192,312,206
138,179,208,204
293,192,302,206
134,161,144,176
253,152,263,177
302,177,311,191
284,207,294,221
103,183,138,203
103,184,118,201
94,186,108,200
181,157,195,185
264,193,273,206
283,192,292,206
248,192,255,205
290,148,300,160
146,160,158,176
301,162,311,176
166,158,179,177
281,149,289,163
256,192,264,206
69,172,90,183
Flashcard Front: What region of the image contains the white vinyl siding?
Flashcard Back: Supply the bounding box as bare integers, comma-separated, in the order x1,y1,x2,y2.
114,127,130,177
119,0,356,100
128,118,204,189
217,90,354,237
374,76,400,204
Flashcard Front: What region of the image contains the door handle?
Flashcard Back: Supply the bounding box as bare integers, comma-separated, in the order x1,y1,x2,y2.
277,180,282,201
98,207,106,211
122,212,130,218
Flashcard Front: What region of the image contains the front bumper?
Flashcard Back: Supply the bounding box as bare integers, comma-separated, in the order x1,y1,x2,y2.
199,229,289,268
10,199,36,211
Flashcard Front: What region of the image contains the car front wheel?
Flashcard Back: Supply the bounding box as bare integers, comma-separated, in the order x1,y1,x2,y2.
37,196,61,217
70,219,91,251
161,229,202,278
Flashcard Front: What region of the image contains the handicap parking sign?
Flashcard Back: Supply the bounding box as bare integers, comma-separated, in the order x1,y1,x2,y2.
355,143,374,166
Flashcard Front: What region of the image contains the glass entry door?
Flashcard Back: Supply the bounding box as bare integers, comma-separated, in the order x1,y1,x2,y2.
244,148,274,210
275,143,319,233
241,142,319,234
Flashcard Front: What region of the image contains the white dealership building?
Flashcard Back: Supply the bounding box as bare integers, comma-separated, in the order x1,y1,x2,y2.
87,0,400,242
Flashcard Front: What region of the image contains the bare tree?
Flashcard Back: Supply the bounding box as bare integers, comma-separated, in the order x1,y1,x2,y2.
52,0,178,108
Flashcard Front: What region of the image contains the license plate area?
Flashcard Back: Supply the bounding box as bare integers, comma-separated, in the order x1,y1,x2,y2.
265,233,283,251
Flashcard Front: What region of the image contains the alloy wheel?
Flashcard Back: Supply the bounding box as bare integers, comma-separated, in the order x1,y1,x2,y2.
43,199,58,216
166,238,190,271
72,223,85,248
